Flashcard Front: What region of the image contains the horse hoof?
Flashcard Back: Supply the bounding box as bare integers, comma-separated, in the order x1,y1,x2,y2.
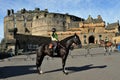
39,70,43,74
37,70,43,74
64,72,68,75
65,72,68,75
63,71,68,75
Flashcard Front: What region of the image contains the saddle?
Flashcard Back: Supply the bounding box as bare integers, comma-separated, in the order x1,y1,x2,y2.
49,43,53,49
49,42,58,51
49,41,64,50
49,43,58,56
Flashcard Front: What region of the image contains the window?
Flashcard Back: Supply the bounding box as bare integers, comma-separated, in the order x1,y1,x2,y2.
36,16,38,19
99,35,102,40
44,14,47,17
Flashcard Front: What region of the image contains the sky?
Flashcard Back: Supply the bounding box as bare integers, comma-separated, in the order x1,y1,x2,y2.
0,0,120,41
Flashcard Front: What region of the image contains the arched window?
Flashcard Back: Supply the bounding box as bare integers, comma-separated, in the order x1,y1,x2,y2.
99,35,102,40
36,16,38,19
44,14,47,17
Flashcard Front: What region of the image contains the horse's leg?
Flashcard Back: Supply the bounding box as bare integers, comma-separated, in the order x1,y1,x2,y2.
104,46,107,55
109,46,112,55
62,55,68,75
36,54,45,74
105,47,107,52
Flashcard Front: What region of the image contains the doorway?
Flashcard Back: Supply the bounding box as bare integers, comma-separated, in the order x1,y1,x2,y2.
89,35,95,43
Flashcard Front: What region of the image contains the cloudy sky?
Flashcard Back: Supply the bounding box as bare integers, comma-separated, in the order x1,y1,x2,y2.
0,0,120,41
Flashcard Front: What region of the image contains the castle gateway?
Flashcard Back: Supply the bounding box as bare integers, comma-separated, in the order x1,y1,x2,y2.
4,8,120,54
89,35,95,43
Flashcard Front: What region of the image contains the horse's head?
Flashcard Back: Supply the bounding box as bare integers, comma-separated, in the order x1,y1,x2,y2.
99,40,104,44
72,33,82,48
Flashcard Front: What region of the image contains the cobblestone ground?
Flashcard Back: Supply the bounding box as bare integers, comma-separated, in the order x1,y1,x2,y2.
0,47,120,80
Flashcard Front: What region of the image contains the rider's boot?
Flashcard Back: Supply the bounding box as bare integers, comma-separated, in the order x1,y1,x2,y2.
53,46,57,56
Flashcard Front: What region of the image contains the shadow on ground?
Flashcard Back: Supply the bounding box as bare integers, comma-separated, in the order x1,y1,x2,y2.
0,65,36,79
0,64,107,79
44,64,107,74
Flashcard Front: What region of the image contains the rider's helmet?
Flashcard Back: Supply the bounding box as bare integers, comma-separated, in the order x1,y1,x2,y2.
52,28,56,32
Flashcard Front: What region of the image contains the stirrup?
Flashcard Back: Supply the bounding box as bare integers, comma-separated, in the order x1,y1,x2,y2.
53,52,57,55
52,49,57,55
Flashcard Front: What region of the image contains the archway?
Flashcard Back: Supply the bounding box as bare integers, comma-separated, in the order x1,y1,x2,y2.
89,35,95,43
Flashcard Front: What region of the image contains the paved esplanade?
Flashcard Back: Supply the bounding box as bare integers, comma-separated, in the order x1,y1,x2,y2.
0,47,120,80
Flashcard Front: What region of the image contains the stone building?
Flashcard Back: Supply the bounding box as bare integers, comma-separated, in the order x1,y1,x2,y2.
4,8,120,54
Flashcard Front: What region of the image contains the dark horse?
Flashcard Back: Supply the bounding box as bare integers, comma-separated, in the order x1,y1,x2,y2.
36,33,82,74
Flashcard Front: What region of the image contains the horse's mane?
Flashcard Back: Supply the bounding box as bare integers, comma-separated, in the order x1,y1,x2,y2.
60,35,74,44
99,40,104,42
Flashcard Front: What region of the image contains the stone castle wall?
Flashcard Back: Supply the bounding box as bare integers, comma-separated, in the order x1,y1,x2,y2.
4,8,84,38
32,13,67,36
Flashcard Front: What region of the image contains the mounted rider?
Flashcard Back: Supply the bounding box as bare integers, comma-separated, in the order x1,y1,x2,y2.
50,28,59,54
105,37,109,44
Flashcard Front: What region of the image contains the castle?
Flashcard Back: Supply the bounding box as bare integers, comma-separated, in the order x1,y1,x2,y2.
4,8,120,54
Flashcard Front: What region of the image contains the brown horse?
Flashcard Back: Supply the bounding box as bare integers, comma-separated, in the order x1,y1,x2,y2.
36,33,82,75
99,40,113,54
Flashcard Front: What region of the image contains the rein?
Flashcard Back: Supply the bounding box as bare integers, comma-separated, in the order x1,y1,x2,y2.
58,42,66,49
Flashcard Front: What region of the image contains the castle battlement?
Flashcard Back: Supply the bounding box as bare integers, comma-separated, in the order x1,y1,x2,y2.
4,8,120,53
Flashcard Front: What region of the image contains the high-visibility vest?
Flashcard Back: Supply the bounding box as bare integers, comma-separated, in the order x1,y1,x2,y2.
105,38,109,42
51,32,58,41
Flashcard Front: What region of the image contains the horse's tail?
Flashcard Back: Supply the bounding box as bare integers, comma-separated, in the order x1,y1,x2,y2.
36,45,43,66
36,45,43,55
